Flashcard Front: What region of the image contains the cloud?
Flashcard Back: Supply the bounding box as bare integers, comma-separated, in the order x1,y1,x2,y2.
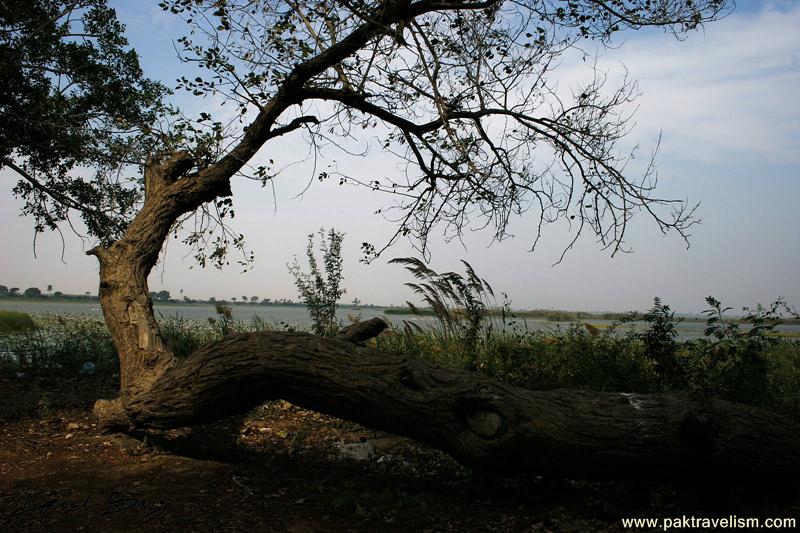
603,3,800,166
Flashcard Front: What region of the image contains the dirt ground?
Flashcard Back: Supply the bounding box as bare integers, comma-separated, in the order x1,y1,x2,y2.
1,372,797,532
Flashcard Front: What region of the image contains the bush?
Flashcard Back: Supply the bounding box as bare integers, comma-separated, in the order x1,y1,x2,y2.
160,313,221,358
288,228,346,336
0,310,37,335
636,297,685,388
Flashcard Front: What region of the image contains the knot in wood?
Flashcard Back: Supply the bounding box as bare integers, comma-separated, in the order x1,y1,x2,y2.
465,409,503,438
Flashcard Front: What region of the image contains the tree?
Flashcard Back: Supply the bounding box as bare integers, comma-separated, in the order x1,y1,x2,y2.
149,290,171,302
23,287,42,298
0,285,8,297
288,228,346,336
8,0,800,481
8,288,20,297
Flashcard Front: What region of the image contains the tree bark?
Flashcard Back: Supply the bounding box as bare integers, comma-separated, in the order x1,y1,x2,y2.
94,330,800,482
336,317,389,344
87,152,196,395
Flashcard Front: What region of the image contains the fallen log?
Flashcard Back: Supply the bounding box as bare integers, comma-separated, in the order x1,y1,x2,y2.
94,330,800,482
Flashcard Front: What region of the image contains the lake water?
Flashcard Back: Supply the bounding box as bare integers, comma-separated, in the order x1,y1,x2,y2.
2,299,799,339
0,299,390,328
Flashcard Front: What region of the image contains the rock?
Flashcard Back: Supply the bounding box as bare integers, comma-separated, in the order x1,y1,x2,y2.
338,441,375,461
64,433,73,439
368,436,408,454
80,362,95,375
67,422,80,430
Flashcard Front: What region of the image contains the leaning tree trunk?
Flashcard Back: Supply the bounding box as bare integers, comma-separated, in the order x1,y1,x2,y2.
88,149,235,395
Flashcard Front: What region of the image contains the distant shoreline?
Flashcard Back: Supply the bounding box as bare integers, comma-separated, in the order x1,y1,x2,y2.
0,296,378,309
3,297,797,325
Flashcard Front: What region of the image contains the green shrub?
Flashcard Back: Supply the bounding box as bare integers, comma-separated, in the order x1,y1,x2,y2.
288,228,346,336
636,297,685,388
0,310,37,335
765,341,800,417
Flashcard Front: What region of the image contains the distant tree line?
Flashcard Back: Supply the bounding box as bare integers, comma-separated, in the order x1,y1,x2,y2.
149,290,373,307
147,289,305,306
0,284,95,299
0,284,375,307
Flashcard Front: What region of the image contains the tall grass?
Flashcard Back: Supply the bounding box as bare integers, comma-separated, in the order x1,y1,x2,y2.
388,257,500,369
159,310,279,357
0,311,286,374
0,315,117,373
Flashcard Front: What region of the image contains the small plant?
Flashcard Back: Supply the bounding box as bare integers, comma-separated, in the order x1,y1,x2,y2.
212,301,234,335
499,292,526,334
160,313,219,358
639,297,685,388
288,228,346,336
38,394,52,418
742,297,795,339
693,296,776,405
702,296,739,340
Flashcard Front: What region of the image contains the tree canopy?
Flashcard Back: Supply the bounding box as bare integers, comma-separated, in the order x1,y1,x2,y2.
0,0,166,242
2,0,732,264
156,0,729,263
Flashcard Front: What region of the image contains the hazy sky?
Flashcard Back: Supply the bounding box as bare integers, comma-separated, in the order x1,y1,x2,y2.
1,0,798,313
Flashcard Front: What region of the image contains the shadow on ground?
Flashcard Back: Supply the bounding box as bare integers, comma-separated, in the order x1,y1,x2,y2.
1,373,797,532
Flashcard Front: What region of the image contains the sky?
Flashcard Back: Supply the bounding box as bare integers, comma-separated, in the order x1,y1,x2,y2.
1,0,798,313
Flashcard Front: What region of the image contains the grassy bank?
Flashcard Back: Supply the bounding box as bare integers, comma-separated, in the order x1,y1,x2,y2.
384,306,800,324
375,323,800,419
385,307,634,322
2,306,799,419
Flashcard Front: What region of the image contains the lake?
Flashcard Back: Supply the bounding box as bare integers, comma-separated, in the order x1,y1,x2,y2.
2,299,799,339
0,299,390,328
